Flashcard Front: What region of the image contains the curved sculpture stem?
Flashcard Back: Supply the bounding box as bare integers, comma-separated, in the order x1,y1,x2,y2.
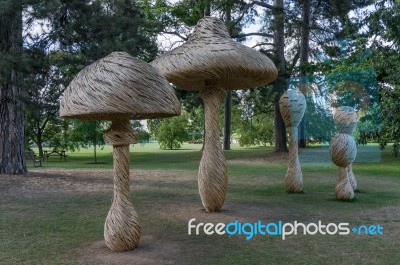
285,126,303,192
347,163,357,191
198,88,227,212
335,166,354,200
103,117,140,251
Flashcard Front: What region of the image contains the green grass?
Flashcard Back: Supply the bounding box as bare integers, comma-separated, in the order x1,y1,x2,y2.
33,143,201,170
2,143,400,264
32,143,280,171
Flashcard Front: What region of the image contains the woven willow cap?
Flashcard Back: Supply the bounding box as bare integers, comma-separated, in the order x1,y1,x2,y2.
279,88,307,127
334,106,357,134
60,52,181,120
151,17,278,91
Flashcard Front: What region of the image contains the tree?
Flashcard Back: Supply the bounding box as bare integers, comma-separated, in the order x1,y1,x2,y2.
187,106,204,142
356,102,381,145
304,96,335,144
131,121,150,145
22,0,159,160
70,121,106,163
237,113,274,147
0,0,26,174
33,0,158,62
363,1,400,148
22,49,74,157
223,2,233,150
272,0,288,152
154,114,190,150
298,0,310,148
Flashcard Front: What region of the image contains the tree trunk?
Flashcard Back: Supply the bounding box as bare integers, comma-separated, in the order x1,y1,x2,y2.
274,101,287,152
37,133,44,158
223,91,231,150
204,0,211,16
223,7,232,151
0,2,27,174
298,0,311,148
273,0,288,152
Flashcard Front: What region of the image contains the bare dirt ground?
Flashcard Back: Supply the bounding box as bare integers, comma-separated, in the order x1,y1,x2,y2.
1,168,296,264
1,169,195,264
2,165,400,265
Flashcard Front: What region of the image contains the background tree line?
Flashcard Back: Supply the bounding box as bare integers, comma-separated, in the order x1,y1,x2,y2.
1,0,399,174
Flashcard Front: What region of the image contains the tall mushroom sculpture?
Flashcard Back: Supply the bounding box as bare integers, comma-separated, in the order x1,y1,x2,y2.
60,52,180,251
334,106,358,191
279,88,306,192
151,17,277,212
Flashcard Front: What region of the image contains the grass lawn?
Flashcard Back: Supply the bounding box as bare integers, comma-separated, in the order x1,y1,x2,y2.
1,143,399,264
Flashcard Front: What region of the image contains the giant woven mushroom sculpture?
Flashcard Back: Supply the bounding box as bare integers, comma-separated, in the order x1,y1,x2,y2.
60,52,180,251
279,88,306,192
151,17,277,212
334,106,358,191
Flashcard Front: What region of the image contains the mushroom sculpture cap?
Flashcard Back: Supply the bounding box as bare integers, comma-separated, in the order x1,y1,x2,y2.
151,17,278,91
60,52,181,120
279,88,307,127
334,106,357,134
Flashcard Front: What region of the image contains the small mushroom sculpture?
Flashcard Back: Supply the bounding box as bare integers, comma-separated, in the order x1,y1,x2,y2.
330,134,357,200
279,88,307,192
60,52,180,251
151,17,277,212
334,106,358,191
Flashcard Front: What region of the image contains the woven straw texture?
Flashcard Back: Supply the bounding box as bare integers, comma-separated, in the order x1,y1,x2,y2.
285,127,303,192
334,106,357,135
279,89,306,192
198,89,228,212
60,52,181,251
347,164,357,191
330,134,357,200
103,118,140,251
334,106,358,191
151,17,277,212
335,167,354,200
151,17,278,91
330,134,357,167
60,51,180,120
279,89,307,128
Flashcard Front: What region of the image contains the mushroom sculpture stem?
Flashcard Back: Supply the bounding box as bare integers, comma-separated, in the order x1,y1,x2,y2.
285,126,303,192
334,106,358,191
279,89,306,193
347,164,357,190
198,88,228,212
336,166,354,200
330,134,356,200
103,117,140,251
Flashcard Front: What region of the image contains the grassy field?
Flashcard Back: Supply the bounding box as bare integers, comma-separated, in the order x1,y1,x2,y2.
1,143,399,264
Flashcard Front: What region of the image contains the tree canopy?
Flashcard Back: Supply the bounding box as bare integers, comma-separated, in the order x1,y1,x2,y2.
1,0,400,174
